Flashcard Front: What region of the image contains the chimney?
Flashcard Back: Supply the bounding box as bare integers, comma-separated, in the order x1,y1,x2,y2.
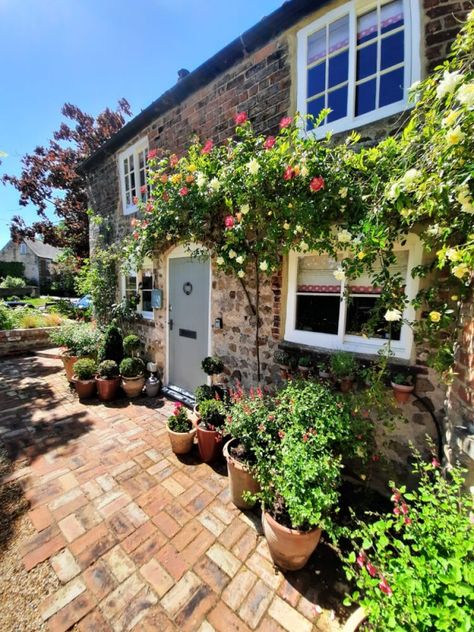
177,68,190,81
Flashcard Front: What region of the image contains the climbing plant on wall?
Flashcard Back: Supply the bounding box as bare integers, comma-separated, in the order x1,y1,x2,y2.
124,12,473,381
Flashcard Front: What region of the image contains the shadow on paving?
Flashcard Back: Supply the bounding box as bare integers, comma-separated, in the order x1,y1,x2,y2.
0,444,30,559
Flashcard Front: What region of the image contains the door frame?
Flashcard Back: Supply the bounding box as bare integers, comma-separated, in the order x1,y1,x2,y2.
165,244,212,389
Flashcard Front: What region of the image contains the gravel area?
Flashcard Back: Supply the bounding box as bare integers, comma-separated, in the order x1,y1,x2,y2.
0,446,59,632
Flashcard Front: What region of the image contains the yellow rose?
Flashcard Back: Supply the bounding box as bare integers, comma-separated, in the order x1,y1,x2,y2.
188,163,197,172
452,263,469,278
446,126,465,146
442,110,459,127
170,173,182,184
451,295,459,301
429,311,441,323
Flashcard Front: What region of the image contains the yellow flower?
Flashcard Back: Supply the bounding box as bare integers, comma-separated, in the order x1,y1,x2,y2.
451,295,459,301
456,82,474,109
283,222,290,230
170,173,182,184
452,263,469,279
429,311,441,323
188,163,197,172
442,110,459,127
357,251,366,260
446,126,465,146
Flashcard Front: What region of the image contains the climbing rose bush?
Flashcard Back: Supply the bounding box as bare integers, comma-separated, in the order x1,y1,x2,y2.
344,452,474,631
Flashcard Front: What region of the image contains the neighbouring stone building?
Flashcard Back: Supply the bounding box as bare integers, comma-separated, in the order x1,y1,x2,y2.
0,238,63,289
81,0,473,481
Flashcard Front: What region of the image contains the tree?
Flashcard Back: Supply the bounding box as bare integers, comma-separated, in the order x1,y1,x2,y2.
2,100,132,258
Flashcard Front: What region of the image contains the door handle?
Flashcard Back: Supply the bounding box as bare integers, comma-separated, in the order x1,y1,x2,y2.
169,319,173,330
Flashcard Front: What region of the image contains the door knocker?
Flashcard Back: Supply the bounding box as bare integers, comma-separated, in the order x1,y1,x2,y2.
183,281,193,295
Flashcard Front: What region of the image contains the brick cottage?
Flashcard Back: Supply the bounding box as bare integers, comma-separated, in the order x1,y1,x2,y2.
81,0,473,483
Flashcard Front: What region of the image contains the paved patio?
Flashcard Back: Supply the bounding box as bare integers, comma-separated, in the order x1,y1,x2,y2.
0,352,347,632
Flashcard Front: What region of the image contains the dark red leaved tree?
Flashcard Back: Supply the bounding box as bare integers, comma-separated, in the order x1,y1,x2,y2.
2,99,132,257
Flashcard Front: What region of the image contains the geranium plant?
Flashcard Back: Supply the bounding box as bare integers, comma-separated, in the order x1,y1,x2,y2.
344,450,474,631
167,402,192,433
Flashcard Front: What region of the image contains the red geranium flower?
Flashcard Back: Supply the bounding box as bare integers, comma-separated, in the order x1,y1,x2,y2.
283,166,295,181
279,116,293,129
378,577,393,596
234,111,248,125
310,176,325,192
225,215,235,228
393,506,401,516
179,187,189,197
201,139,214,154
147,149,158,160
169,154,179,167
264,136,276,149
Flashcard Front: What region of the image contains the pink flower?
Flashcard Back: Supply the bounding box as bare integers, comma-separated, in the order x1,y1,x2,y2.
378,577,393,596
147,149,158,160
310,176,325,192
278,430,285,439
283,166,295,181
404,517,412,525
169,154,179,167
132,231,139,240
225,215,235,228
366,562,377,577
201,139,214,154
140,185,147,194
173,402,183,411
356,551,366,568
141,220,148,228
432,457,440,467
130,218,139,227
400,503,409,515
391,489,401,503
145,202,153,213
372,454,380,462
179,187,189,196
302,433,309,442
279,116,293,129
234,111,248,125
258,424,265,432
393,506,401,516
264,136,276,149
162,192,170,202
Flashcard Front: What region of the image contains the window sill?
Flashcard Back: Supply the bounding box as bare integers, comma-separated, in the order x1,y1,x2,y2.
279,340,411,367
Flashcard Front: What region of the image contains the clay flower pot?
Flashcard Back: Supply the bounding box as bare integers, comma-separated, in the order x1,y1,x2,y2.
121,375,145,398
197,425,223,463
61,353,78,382
73,378,96,400
262,511,322,571
223,439,260,509
391,382,414,404
96,376,121,402
167,423,196,455
343,607,368,632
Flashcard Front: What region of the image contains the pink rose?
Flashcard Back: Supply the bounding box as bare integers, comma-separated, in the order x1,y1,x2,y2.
201,139,214,154
283,166,295,181
169,154,179,167
264,136,276,149
279,116,293,129
234,111,248,125
310,176,325,192
140,185,147,194
225,215,235,228
147,149,157,160
378,577,393,596
432,457,440,467
366,562,377,577
179,187,189,196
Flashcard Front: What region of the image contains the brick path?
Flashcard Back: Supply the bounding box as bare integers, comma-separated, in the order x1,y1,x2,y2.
0,353,346,632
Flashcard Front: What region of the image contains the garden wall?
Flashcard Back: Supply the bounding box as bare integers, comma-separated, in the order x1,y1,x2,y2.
0,327,58,357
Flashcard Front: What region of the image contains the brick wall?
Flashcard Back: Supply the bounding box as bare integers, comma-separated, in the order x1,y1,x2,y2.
0,327,60,357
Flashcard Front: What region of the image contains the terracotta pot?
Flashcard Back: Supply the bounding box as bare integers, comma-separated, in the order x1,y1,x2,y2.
196,425,223,463
62,353,78,382
167,423,196,454
391,382,414,404
73,378,96,400
262,511,321,571
343,607,368,632
339,377,354,393
96,376,120,401
121,375,145,398
223,438,260,509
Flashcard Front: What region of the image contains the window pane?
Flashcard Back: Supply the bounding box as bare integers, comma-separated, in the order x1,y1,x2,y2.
327,85,348,122
142,270,153,290
356,79,376,115
297,254,341,290
381,0,404,34
346,296,401,340
296,295,340,334
142,291,152,312
357,43,377,80
357,9,377,44
329,15,349,54
381,31,404,70
307,28,326,64
307,95,326,128
307,62,325,98
123,157,128,174
328,50,349,88
379,67,404,107
138,151,145,170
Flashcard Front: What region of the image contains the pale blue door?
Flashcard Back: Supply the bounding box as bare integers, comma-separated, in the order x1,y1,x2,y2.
168,257,210,395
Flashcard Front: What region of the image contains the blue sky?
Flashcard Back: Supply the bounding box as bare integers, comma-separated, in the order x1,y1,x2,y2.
0,0,283,248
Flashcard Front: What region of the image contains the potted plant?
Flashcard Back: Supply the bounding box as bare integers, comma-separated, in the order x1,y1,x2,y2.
123,334,142,357
194,384,215,415
391,372,415,404
96,359,120,401
317,359,331,379
50,322,102,381
98,322,123,365
201,356,224,386
274,349,291,380
120,357,145,398
222,385,266,509
167,402,196,454
330,351,357,392
343,451,472,631
298,354,312,377
196,398,226,463
72,358,97,399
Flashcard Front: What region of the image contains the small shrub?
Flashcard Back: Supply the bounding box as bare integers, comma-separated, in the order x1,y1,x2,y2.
298,355,312,368
123,334,141,357
97,360,119,379
330,351,357,379
73,358,97,380
16,311,45,329
0,304,14,330
168,403,193,433
120,357,145,378
195,384,215,405
99,322,123,364
0,275,26,289
199,399,226,430
49,322,103,357
274,349,290,366
201,356,224,376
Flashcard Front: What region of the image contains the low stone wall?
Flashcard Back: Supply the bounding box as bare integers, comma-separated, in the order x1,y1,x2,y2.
0,327,58,357
0,286,39,298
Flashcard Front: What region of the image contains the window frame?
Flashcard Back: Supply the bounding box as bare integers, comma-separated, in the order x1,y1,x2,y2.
296,0,421,137
284,234,422,359
19,242,27,255
118,138,149,216
120,259,154,320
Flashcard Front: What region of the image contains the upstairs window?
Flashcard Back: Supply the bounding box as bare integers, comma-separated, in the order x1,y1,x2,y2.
119,138,148,215
297,0,420,136
19,242,27,255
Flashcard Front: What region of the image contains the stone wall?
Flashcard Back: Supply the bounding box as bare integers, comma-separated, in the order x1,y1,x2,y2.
423,0,472,72
0,241,39,284
0,327,59,357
